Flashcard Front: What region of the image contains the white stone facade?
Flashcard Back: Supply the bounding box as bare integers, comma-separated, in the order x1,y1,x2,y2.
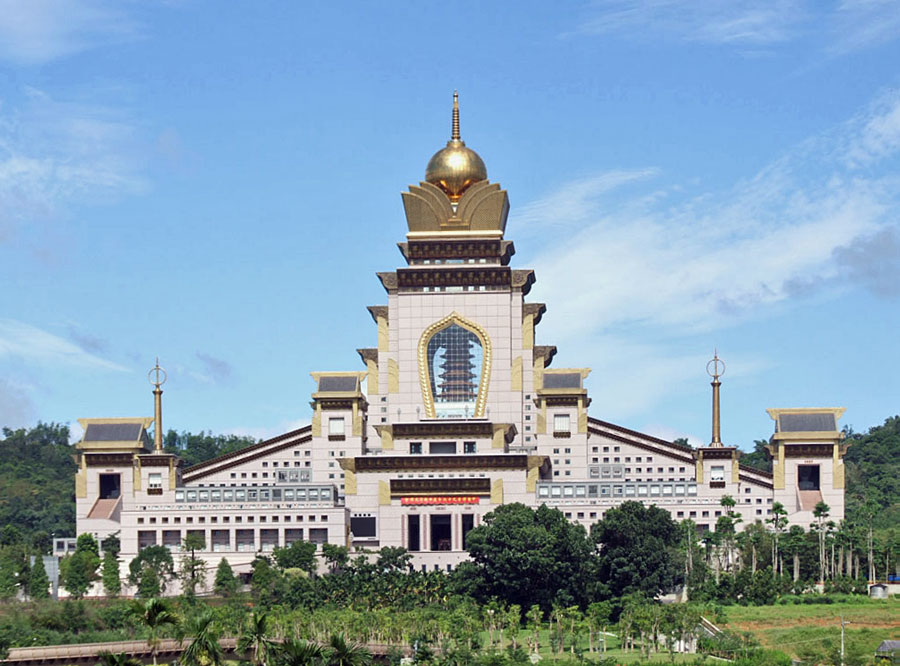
73,145,848,594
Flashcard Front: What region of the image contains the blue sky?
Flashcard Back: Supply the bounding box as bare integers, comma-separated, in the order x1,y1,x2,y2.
1,0,898,449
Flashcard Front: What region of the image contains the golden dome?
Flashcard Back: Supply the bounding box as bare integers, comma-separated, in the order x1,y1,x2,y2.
425,92,487,202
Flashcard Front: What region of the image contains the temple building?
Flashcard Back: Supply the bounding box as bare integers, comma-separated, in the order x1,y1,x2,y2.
74,94,849,591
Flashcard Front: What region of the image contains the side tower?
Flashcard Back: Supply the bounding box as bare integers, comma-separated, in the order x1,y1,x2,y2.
74,361,183,556
694,353,741,500
766,408,848,527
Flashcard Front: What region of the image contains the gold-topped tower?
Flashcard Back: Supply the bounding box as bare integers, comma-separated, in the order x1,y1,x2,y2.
425,91,487,202
707,351,725,447
148,358,167,452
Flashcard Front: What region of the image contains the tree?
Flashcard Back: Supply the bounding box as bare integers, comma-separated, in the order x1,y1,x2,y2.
322,544,350,573
102,550,122,597
97,653,143,666
326,633,372,666
163,430,257,467
375,546,413,573
213,557,239,597
0,549,18,599
250,556,287,606
0,423,75,541
180,533,207,599
180,610,223,666
766,502,789,576
592,501,681,598
586,601,612,653
273,540,317,574
238,611,275,666
464,503,597,611
60,534,100,598
29,554,51,599
526,604,543,655
813,501,830,583
740,440,773,473
782,525,807,583
275,639,326,666
132,598,179,666
128,545,175,597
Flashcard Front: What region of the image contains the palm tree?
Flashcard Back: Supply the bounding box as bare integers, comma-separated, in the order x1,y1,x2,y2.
132,598,178,666
97,652,143,666
767,502,789,576
326,633,372,666
275,639,325,666
180,610,223,666
813,501,830,583
238,611,274,666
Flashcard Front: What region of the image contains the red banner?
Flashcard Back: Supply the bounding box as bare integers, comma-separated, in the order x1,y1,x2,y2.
400,496,480,505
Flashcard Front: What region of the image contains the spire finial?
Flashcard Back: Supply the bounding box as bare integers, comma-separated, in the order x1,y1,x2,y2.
706,351,726,447
451,90,460,141
148,358,167,452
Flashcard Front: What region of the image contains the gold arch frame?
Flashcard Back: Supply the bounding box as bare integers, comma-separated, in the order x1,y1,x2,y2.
417,312,492,419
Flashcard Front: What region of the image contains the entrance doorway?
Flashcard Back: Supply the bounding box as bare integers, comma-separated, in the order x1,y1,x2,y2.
407,515,420,551
430,515,451,551
797,465,820,490
99,474,121,499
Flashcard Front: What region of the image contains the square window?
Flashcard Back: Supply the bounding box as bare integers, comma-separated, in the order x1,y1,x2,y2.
553,414,570,433
329,418,345,436
410,442,423,454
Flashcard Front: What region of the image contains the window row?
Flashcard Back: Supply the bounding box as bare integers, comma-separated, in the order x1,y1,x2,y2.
537,481,698,499
137,513,331,525
137,527,329,552
175,485,334,503
409,441,478,455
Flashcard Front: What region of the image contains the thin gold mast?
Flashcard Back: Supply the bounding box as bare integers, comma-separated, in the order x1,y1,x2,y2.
706,351,725,447
148,358,168,452
451,90,460,141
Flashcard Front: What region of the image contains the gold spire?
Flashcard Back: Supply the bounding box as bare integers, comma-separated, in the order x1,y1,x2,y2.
451,90,460,141
706,350,725,447
425,91,487,202
148,358,168,452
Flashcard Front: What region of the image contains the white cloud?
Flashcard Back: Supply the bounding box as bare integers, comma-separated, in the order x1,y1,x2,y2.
573,0,900,54
0,87,148,242
0,0,138,65
522,91,900,418
0,318,127,371
573,0,808,46
829,0,900,54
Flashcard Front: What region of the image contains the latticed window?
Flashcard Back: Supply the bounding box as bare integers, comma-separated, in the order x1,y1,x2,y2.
426,323,484,418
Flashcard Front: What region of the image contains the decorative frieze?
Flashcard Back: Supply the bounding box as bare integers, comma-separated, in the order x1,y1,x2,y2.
353,454,535,473
390,478,491,495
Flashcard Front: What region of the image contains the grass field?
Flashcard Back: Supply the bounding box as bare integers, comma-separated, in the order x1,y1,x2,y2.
722,599,900,659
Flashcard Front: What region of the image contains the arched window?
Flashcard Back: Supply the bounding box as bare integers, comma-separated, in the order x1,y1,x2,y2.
418,313,491,418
